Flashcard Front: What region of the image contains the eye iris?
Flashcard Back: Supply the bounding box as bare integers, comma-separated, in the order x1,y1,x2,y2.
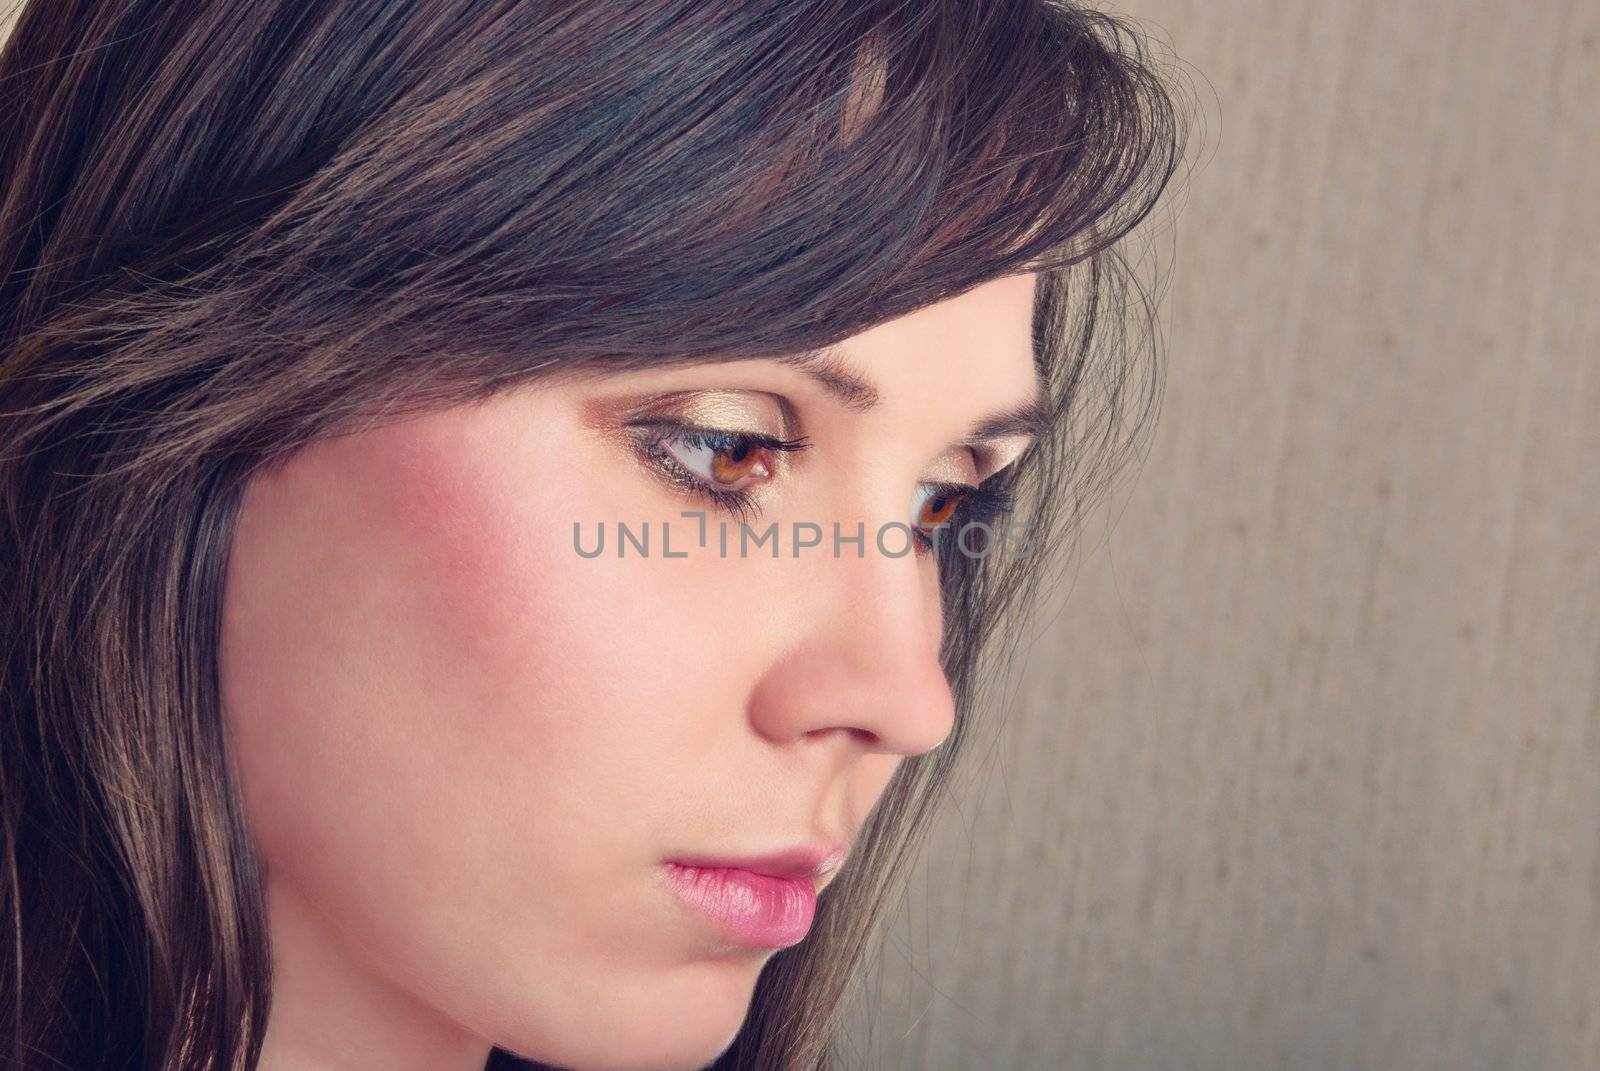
710,442,765,484
919,492,960,528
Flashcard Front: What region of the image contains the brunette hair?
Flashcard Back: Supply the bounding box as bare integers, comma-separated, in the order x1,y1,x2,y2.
0,1,1188,1067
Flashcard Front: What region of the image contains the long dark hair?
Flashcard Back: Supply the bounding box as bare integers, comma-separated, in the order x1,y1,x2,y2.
0,1,1187,1067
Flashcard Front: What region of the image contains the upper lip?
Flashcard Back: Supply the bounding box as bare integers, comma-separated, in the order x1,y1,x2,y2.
666,842,848,881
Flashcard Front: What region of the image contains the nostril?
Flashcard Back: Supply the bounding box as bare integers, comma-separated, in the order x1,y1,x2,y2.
802,725,879,748
844,726,880,747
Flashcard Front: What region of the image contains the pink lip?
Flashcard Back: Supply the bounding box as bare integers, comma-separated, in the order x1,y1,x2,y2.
662,843,847,949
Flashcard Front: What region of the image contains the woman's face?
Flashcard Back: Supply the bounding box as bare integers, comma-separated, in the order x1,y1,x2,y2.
220,271,1043,1071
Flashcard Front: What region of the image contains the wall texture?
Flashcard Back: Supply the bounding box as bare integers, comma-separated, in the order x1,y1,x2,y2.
843,2,1599,1069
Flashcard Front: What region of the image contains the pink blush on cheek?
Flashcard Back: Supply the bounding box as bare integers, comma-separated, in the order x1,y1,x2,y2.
334,411,578,710
296,393,697,781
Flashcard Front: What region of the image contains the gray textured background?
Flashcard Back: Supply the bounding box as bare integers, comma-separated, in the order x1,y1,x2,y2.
842,2,1599,1069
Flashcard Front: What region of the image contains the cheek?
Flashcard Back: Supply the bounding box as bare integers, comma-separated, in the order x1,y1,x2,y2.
213,393,951,1064
215,402,775,1022
358,413,749,776
361,416,573,718
218,407,674,856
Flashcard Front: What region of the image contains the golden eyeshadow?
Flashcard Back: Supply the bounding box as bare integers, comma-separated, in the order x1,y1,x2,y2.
632,389,790,438
971,435,1034,481
920,449,980,487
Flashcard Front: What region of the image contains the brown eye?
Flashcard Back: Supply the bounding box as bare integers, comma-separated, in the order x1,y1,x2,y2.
655,428,774,490
913,485,967,534
708,439,769,485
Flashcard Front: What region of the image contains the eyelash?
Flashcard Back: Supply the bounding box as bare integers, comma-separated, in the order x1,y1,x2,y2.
626,419,1017,554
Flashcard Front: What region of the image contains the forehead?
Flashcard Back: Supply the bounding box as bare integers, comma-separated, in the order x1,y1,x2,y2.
834,271,1040,411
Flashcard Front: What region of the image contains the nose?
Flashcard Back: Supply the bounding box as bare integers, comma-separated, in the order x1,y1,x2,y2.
745,538,956,758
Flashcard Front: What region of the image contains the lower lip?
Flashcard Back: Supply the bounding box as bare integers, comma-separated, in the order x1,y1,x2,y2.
662,862,818,949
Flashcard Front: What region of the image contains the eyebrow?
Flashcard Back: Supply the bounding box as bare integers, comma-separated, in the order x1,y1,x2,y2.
777,344,1051,445
775,346,881,412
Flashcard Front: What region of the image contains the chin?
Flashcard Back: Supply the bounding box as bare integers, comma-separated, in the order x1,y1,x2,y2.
501,1023,744,1071
489,959,762,1071
523,1043,736,1071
